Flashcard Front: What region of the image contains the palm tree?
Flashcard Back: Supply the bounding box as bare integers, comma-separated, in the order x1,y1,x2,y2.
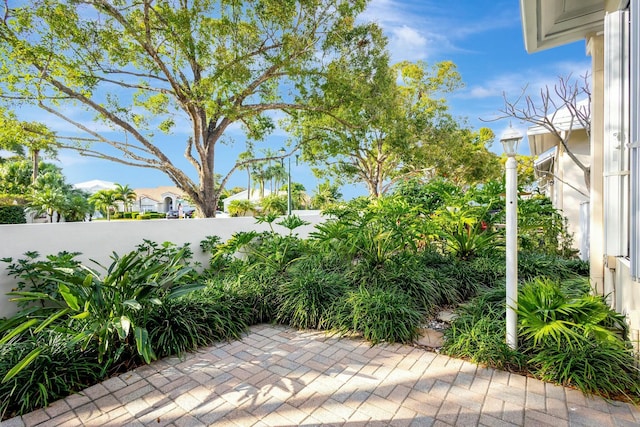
89,189,118,221
260,194,287,215
311,181,343,210
29,187,66,222
238,151,254,200
113,183,136,213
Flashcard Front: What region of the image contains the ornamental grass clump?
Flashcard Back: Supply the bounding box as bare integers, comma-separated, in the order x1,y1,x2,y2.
0,331,104,420
330,286,422,344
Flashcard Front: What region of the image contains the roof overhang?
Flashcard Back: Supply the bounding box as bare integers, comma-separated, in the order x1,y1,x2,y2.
520,0,606,52
533,146,557,179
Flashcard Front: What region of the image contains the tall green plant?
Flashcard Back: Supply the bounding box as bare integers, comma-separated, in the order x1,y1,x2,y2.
0,244,201,380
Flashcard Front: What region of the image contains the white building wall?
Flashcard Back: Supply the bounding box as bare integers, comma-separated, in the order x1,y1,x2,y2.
0,215,324,318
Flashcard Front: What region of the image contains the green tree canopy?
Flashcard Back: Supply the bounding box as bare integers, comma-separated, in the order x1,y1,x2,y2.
295,59,471,196
0,0,381,217
0,111,57,183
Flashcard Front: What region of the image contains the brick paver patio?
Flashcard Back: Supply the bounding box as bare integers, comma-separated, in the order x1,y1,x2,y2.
3,324,639,426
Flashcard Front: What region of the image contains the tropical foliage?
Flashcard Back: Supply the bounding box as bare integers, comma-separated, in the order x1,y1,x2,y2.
2,179,637,420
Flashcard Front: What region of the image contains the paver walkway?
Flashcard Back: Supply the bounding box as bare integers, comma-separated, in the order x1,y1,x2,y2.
3,324,639,427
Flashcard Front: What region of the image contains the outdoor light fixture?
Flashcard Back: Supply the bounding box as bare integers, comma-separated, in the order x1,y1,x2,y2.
500,124,523,350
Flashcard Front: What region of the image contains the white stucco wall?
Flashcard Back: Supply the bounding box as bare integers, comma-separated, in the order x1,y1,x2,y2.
0,215,325,318
556,132,591,257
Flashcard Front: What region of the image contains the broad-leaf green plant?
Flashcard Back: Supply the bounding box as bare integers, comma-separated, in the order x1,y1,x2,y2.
0,243,202,380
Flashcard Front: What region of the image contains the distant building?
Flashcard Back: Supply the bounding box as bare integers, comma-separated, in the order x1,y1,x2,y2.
222,189,270,213
133,186,192,213
73,179,116,194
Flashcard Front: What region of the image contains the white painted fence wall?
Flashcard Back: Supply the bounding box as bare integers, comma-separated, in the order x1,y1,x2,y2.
0,214,325,318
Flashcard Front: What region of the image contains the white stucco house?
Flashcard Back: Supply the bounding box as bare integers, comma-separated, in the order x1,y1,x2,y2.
222,189,270,213
73,179,116,194
133,186,192,213
527,100,591,260
520,0,640,345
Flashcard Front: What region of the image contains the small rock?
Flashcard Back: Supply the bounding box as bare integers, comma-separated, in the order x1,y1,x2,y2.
437,310,457,323
416,328,444,348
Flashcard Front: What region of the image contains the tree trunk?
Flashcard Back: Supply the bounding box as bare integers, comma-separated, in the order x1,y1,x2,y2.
32,149,39,183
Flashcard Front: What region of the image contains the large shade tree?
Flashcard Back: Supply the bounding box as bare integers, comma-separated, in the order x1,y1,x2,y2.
0,0,381,217
295,59,483,197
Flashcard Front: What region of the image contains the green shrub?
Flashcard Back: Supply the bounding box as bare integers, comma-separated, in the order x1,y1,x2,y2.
518,253,585,281
442,306,524,370
518,278,638,398
442,286,524,369
0,205,26,224
0,331,104,420
276,267,350,330
146,294,249,359
2,251,83,303
350,253,445,315
137,213,151,220
1,242,201,377
331,286,422,344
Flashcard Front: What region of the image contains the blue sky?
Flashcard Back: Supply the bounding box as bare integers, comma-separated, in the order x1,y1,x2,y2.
27,0,590,199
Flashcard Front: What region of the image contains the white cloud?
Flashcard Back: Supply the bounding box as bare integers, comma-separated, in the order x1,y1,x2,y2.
460,61,591,102
363,0,520,62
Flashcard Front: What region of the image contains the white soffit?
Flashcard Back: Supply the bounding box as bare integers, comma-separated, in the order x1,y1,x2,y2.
520,0,605,52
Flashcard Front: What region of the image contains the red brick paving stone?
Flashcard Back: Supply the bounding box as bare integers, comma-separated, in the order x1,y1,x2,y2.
456,409,481,426
309,405,346,424
269,402,307,425
469,376,491,396
525,390,546,411
37,410,77,427
545,381,568,401
342,388,371,411
123,397,155,419
481,395,504,417
502,400,525,425
446,385,484,412
475,365,494,380
526,375,546,396
479,413,520,427
568,404,617,427
409,414,436,426
545,396,568,420
452,371,474,389
606,401,640,422
196,398,237,426
564,388,587,408
526,408,570,426
118,370,146,386
427,379,451,400
63,391,92,409
585,394,614,413
245,396,284,419
296,391,330,415
435,400,460,425
173,413,205,427
507,371,527,391
42,397,72,419
401,396,440,418
491,368,511,385
389,405,418,427
113,377,152,402
91,393,121,414
138,402,183,426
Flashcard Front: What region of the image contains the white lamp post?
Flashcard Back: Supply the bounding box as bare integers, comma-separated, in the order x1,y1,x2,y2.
501,125,523,350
